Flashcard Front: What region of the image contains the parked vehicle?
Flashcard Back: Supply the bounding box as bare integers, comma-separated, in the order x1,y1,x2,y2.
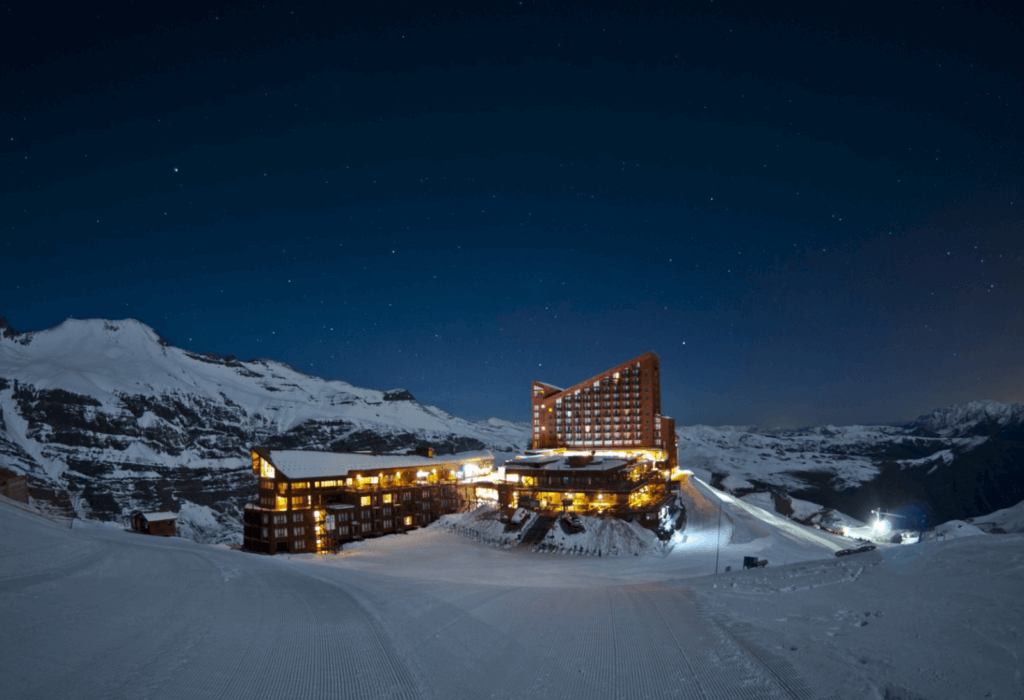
563,513,584,533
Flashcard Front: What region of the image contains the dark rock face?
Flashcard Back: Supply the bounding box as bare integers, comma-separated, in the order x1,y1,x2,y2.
383,388,416,402
0,317,18,340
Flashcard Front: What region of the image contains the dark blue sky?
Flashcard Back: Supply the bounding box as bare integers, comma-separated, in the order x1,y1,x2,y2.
2,1,1021,427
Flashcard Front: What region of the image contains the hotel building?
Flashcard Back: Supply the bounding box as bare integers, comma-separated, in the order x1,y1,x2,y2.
242,447,493,555
462,352,680,534
530,351,677,468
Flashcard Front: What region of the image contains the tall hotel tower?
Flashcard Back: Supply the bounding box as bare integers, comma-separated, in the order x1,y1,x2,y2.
529,352,677,469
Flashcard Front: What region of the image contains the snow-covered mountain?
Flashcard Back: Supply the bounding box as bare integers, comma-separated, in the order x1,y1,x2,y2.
676,402,1024,526
2,316,1020,542
0,317,529,541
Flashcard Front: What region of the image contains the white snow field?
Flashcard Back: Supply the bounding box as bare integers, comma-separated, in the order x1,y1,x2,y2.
2,481,1022,700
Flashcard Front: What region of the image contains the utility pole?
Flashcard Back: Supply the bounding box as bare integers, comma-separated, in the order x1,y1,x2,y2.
715,495,722,575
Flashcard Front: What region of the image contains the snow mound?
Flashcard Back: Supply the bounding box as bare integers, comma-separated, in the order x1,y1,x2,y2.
969,499,1024,534
437,507,663,557
933,519,989,539
540,515,662,557
175,501,239,544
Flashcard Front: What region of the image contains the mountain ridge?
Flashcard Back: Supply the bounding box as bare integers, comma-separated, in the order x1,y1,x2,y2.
1,316,1020,541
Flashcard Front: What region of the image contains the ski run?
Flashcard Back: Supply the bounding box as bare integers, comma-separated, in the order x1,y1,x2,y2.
2,477,1021,700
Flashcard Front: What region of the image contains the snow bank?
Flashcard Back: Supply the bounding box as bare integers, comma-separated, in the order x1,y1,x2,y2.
437,507,665,557
434,506,531,549
540,514,663,557
969,498,1024,533
933,519,989,539
175,500,239,544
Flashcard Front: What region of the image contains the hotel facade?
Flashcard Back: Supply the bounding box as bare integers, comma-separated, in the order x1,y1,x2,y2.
530,351,676,467
242,448,493,555
462,352,681,534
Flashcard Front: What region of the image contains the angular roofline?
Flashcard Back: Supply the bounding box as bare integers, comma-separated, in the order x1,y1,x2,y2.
532,351,659,400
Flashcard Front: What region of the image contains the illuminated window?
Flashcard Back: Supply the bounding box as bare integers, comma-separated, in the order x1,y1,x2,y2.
383,493,393,504
360,496,371,507
259,458,275,479
291,497,306,507
275,496,287,510
404,516,412,526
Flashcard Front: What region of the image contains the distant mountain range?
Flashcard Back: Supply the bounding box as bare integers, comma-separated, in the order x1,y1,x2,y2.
677,400,1024,526
1,317,1021,542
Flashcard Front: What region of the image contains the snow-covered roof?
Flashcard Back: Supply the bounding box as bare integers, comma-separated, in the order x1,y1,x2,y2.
504,454,631,472
265,449,494,480
141,511,176,522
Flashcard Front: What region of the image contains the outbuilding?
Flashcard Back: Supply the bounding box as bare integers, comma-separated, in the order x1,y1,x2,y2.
131,511,177,537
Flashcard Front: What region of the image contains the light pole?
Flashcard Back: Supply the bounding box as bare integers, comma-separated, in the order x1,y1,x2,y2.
714,495,722,575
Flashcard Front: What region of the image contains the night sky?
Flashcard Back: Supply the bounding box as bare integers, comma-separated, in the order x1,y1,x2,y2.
3,1,1021,428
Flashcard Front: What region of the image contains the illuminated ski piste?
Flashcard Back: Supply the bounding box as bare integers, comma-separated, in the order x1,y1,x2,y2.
2,488,1021,700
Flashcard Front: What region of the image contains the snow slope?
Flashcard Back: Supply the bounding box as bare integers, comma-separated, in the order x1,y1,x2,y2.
3,490,1021,700
969,498,1024,534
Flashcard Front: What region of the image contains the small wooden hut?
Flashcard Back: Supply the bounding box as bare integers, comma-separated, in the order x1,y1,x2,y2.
131,511,177,536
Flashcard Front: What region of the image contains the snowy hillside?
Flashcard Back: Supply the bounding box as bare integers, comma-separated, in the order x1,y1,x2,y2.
0,317,529,541
3,490,1020,700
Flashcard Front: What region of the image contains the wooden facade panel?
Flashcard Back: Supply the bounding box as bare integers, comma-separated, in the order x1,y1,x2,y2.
242,449,473,555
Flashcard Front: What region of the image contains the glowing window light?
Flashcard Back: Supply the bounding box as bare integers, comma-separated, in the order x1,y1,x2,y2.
259,459,276,479
476,487,499,502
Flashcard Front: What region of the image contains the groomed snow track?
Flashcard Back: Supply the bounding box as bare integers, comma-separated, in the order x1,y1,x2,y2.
2,497,847,699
